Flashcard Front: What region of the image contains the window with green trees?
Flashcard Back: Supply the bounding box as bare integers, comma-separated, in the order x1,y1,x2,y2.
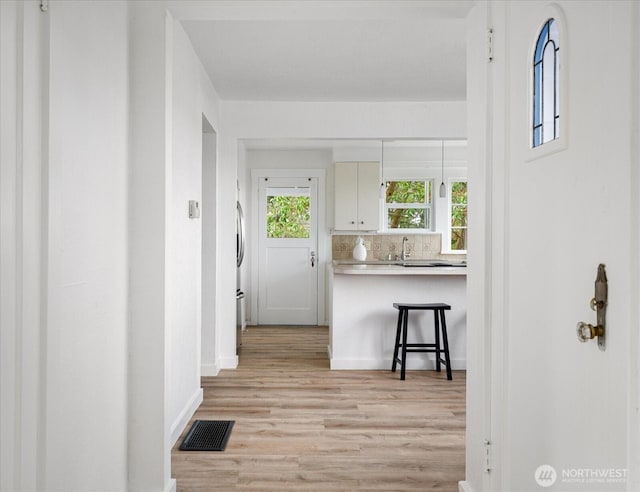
266,193,311,239
385,180,432,230
450,180,467,250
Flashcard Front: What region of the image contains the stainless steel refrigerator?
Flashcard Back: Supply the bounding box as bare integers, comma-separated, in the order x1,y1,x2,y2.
236,200,245,354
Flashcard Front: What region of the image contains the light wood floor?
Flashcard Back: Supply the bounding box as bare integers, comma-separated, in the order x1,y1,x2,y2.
172,326,466,491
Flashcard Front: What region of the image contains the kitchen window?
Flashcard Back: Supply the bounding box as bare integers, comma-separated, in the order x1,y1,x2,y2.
449,180,467,251
385,180,433,231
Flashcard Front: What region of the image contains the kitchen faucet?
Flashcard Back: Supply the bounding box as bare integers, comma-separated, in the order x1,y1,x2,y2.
401,236,410,261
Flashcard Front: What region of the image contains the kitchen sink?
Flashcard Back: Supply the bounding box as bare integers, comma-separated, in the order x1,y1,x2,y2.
401,260,466,267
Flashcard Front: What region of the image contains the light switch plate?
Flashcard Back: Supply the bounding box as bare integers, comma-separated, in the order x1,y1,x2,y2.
189,200,200,219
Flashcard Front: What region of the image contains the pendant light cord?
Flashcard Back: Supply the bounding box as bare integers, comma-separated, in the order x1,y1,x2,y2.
380,139,386,199
439,140,447,198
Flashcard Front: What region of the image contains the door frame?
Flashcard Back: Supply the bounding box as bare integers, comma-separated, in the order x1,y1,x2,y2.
250,168,327,326
257,175,319,325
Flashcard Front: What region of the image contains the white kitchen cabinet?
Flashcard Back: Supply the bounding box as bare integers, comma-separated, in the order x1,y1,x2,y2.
334,161,381,231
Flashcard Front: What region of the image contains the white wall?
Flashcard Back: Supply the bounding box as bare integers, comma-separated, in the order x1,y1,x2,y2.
217,101,467,367
46,1,129,489
0,2,223,490
129,4,221,489
167,16,221,446
201,121,218,376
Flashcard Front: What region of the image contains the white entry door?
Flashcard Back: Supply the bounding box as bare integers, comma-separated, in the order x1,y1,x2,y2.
258,177,318,325
474,2,638,490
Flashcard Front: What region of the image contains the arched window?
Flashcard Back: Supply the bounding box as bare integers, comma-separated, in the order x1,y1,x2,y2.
533,18,559,147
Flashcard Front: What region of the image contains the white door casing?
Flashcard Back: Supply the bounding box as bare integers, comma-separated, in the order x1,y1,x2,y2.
257,176,318,325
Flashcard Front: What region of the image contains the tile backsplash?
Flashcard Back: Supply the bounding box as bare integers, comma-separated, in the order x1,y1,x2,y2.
331,234,465,261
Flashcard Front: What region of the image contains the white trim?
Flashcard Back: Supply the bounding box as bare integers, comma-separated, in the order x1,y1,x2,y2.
442,177,468,254
165,478,177,492
219,355,239,369
488,3,510,489
200,363,220,377
330,357,466,371
629,1,640,489
250,168,327,325
458,480,475,492
169,387,203,447
383,181,435,233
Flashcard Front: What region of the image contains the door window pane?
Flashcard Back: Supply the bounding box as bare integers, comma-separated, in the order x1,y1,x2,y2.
266,188,310,238
532,18,560,148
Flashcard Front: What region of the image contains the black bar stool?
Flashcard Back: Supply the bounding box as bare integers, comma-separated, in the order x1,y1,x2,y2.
391,302,452,380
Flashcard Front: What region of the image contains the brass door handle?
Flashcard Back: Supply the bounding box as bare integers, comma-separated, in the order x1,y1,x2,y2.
576,264,607,351
576,322,604,342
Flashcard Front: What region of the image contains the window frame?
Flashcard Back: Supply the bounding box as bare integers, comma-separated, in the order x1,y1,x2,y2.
526,7,568,162
383,178,434,233
444,178,468,254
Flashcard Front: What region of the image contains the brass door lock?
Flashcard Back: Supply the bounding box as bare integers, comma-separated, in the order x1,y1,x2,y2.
576,264,607,351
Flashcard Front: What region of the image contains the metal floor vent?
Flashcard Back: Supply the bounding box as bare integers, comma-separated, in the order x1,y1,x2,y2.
179,420,234,451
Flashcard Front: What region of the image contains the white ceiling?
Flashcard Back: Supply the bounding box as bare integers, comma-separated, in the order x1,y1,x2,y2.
177,1,472,102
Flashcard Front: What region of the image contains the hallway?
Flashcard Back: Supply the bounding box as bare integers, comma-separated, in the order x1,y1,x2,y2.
172,326,466,490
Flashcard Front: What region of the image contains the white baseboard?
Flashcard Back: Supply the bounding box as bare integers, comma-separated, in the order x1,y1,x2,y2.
201,363,220,377
165,478,176,492
331,358,391,370
219,355,238,369
169,387,203,447
330,357,466,371
458,480,475,492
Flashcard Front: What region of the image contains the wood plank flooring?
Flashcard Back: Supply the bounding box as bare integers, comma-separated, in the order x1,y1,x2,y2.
172,326,466,491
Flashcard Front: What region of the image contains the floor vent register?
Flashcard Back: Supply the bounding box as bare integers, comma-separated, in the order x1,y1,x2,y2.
179,420,234,451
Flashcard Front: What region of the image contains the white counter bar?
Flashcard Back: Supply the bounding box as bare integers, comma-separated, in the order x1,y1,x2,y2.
333,263,468,276
329,263,467,371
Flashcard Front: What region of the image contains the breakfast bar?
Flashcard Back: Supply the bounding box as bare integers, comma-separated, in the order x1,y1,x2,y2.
329,261,467,371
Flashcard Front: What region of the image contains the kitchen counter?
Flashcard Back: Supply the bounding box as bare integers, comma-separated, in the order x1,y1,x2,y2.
332,261,467,276
328,261,467,371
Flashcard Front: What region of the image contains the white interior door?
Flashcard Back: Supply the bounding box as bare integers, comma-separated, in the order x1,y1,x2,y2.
486,3,637,489
258,177,318,325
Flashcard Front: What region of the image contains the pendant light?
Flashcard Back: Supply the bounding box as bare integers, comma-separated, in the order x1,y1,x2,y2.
379,139,386,199
439,140,446,198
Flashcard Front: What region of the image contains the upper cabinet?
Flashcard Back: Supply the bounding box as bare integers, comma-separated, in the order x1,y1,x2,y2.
334,161,381,231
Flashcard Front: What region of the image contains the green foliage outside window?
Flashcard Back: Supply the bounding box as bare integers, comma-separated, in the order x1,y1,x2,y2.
386,208,428,229
451,181,467,250
386,180,431,229
266,195,310,238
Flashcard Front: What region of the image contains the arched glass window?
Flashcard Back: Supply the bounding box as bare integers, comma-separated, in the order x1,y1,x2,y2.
533,18,559,147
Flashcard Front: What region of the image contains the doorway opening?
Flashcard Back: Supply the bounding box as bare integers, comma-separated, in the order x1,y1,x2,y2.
201,115,217,375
